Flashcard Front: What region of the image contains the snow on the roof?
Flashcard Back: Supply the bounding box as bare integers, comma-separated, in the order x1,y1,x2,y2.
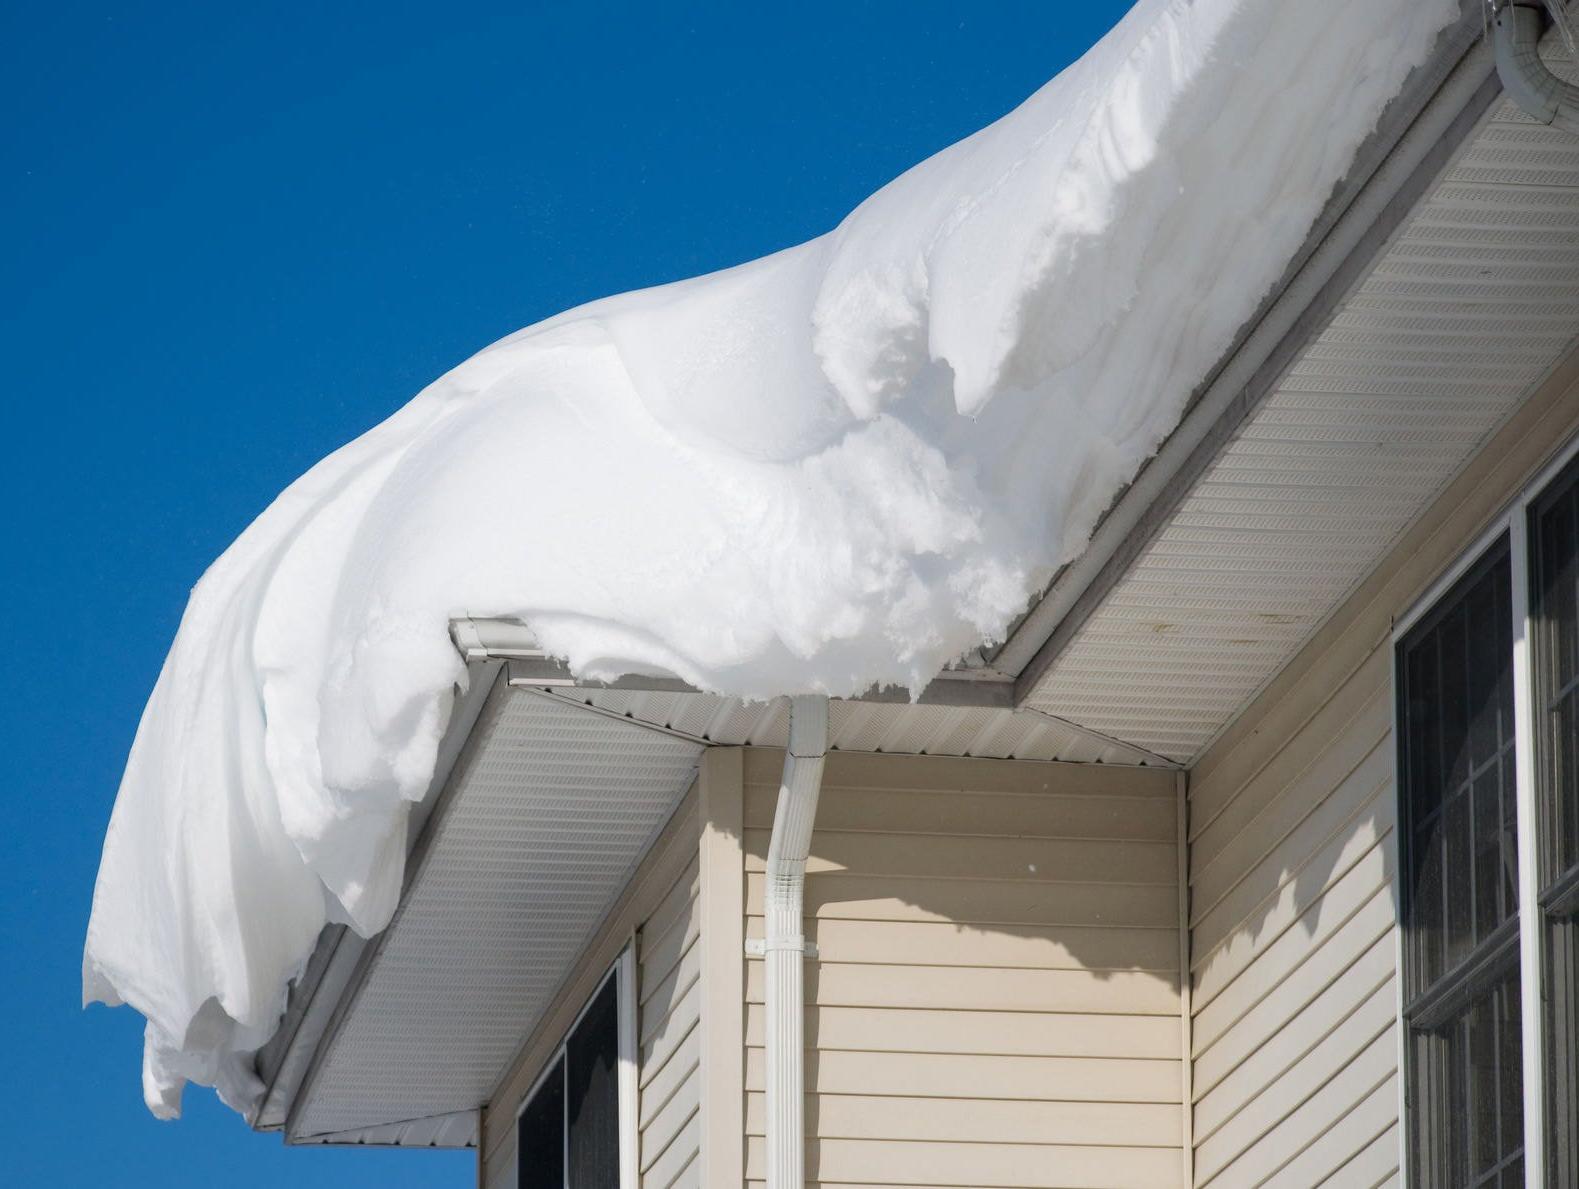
84,0,1456,1120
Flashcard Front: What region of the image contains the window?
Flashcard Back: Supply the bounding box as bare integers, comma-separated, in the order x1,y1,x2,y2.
1397,444,1579,1188
517,955,634,1189
1398,544,1524,1187
1531,458,1579,1188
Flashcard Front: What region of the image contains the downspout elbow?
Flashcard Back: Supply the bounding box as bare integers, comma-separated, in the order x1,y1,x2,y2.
1495,2,1579,135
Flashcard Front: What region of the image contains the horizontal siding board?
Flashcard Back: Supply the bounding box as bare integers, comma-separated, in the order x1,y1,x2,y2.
744,915,1179,973
1194,930,1394,1114
1193,911,1395,1097
1189,646,1388,844
642,1110,700,1189
1198,1031,1395,1186
1191,752,1392,964
640,932,699,1025
638,1029,696,1130
745,1004,1180,1060
1193,851,1393,1042
639,1072,699,1176
745,783,1176,841
637,859,700,983
486,1128,516,1189
744,1136,1183,1189
1260,1073,1397,1188
636,849,702,1186
1187,634,1402,1187
1191,682,1388,885
744,829,1176,885
1315,1121,1399,1188
739,749,1181,1186
663,1154,699,1189
1193,817,1393,1006
744,1047,1179,1104
1181,317,1579,1189
639,978,699,1086
1194,982,1394,1175
753,872,1178,930
743,1093,1181,1148
748,960,1180,1017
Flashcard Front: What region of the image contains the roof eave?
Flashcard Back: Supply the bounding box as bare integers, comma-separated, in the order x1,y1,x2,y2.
992,1,1497,698
249,660,506,1139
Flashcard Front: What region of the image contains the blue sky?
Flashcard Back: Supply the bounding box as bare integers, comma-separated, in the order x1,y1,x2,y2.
0,3,1130,1183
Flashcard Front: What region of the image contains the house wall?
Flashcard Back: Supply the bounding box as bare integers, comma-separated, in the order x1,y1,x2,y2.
1184,349,1579,1186
634,848,701,1187
479,775,705,1189
733,747,1185,1189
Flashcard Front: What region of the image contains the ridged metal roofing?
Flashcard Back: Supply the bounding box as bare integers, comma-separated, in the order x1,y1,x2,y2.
291,688,703,1139
1026,80,1579,761
538,686,1165,766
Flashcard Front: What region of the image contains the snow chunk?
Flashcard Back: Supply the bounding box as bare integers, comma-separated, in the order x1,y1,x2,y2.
84,0,1457,1120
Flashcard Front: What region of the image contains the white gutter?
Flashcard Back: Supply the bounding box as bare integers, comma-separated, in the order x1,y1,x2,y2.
751,695,828,1189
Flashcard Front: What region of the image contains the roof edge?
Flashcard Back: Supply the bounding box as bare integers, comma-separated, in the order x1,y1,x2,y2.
249,660,506,1136
286,1109,480,1149
452,616,1017,708
994,1,1497,695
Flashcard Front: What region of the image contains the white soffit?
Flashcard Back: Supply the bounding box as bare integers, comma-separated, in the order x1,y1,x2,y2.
289,688,703,1140
1027,64,1579,762
536,685,1165,766
290,1110,481,1149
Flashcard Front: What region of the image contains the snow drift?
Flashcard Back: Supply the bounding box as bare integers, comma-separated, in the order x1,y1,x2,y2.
85,0,1458,1120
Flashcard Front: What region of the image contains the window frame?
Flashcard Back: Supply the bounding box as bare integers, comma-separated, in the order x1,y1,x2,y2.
1392,431,1579,1188
514,944,639,1189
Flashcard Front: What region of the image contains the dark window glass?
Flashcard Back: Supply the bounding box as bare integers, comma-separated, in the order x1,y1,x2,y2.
1547,915,1579,1187
516,970,622,1189
518,1057,564,1189
1530,460,1579,1187
1410,971,1523,1188
1399,543,1524,1186
566,975,620,1189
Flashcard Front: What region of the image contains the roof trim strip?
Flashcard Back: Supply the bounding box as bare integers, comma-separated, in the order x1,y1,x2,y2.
250,661,505,1135
995,3,1496,697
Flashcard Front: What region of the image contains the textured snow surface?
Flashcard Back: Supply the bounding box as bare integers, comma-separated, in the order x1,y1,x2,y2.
84,0,1456,1120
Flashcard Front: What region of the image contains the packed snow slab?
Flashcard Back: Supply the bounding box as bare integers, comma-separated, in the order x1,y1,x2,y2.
84,0,1458,1120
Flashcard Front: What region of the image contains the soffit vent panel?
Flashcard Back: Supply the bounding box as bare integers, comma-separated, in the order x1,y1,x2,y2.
1027,72,1579,761
290,691,703,1139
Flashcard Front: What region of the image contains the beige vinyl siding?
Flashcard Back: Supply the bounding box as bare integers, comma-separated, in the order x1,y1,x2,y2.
1187,650,1397,1187
1183,349,1579,1186
481,783,702,1189
636,855,701,1188
738,747,1183,1189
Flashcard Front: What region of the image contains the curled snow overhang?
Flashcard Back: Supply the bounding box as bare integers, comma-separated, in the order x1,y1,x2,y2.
251,3,1537,1144
449,615,1018,707
85,0,1472,1128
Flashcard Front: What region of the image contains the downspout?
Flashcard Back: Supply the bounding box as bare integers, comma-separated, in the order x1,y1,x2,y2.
758,695,828,1189
1494,2,1579,134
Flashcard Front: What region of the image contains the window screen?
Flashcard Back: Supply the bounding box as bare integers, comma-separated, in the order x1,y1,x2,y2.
516,969,623,1189
1398,542,1524,1187
518,1057,565,1189
1530,457,1579,1187
566,975,620,1189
